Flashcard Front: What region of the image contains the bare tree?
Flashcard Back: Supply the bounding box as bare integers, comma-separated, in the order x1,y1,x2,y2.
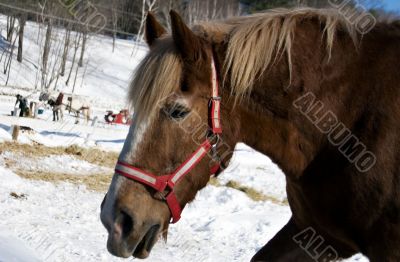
78,31,87,67
60,24,71,76
183,0,240,25
158,0,181,30
45,30,65,89
7,16,16,42
66,32,82,86
42,17,53,89
111,0,118,52
72,51,81,94
17,13,27,63
5,28,19,85
137,0,158,41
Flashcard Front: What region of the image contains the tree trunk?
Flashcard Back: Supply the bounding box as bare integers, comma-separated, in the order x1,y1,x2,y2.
5,32,18,85
66,33,82,86
42,19,53,89
72,55,80,94
112,30,116,53
112,0,117,52
7,16,16,42
61,26,71,76
78,32,87,67
17,15,26,63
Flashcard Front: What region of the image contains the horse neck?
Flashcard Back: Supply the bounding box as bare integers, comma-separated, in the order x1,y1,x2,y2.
215,21,340,178
230,101,315,179
217,68,317,178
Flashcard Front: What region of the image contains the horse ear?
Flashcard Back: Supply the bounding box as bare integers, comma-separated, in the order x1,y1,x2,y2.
145,12,166,47
170,10,204,62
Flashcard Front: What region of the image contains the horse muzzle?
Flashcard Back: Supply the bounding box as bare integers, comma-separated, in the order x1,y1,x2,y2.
104,209,161,259
101,193,163,259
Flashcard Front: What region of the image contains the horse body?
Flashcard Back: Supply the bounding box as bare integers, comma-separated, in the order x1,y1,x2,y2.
66,95,91,124
101,9,400,261
235,18,400,261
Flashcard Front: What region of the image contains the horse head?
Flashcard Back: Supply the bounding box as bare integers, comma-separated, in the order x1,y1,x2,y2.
100,11,237,258
39,91,50,102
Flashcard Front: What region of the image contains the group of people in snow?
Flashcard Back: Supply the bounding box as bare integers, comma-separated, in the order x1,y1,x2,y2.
14,92,64,121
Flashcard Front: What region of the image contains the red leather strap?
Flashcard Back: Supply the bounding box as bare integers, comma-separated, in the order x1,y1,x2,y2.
209,163,221,175
210,58,222,134
115,57,222,224
115,162,169,192
169,140,212,184
115,140,216,223
165,192,182,223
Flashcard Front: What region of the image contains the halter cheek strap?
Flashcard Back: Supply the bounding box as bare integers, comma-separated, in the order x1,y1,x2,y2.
115,57,222,224
210,56,222,134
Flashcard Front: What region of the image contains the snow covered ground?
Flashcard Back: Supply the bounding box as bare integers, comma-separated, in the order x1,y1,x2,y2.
0,139,368,262
0,15,369,262
0,153,292,262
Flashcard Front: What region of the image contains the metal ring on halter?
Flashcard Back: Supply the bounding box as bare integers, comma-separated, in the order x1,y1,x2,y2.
211,137,219,150
210,138,222,170
206,130,220,146
209,133,220,162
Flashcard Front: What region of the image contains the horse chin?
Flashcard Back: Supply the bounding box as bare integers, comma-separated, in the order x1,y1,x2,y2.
132,224,161,259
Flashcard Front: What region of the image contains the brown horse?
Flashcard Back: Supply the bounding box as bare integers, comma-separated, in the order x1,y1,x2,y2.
100,8,400,261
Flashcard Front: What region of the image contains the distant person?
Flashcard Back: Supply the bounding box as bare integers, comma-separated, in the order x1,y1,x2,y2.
15,94,28,117
55,92,64,106
52,92,64,122
48,92,64,121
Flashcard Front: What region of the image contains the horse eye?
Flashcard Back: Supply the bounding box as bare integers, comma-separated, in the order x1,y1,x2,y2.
164,105,190,120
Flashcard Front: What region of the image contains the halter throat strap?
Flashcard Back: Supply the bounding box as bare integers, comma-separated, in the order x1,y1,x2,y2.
115,57,222,223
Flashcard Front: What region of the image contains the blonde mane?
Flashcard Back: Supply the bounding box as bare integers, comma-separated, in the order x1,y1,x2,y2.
129,8,357,122
222,8,357,97
129,38,182,124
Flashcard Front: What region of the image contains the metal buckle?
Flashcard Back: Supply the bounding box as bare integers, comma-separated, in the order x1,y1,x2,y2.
206,131,220,162
206,130,219,145
153,180,173,201
208,96,221,107
211,136,219,150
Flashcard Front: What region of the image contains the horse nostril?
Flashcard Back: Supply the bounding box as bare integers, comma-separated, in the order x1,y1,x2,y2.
120,210,134,238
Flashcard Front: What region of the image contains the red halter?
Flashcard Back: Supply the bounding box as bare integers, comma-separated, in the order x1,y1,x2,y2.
115,57,222,223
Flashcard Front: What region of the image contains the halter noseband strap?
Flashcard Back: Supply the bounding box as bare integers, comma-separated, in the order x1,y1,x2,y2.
115,57,222,223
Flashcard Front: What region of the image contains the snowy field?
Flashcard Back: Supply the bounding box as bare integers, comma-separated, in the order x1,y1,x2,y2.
0,16,369,262
0,121,369,262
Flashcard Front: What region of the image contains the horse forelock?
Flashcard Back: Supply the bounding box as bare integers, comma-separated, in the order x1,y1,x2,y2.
128,38,182,126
